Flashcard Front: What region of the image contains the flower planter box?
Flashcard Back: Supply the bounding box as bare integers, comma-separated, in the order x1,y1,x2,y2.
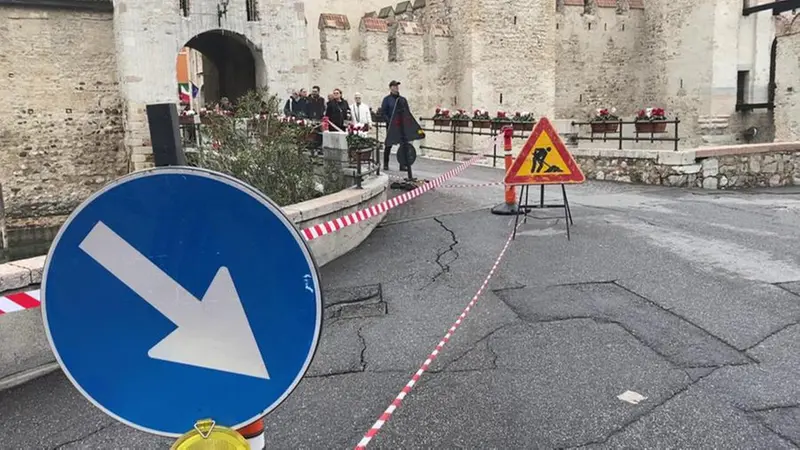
635,121,667,133
349,147,375,163
179,115,196,125
452,119,470,128
513,121,534,131
433,118,451,127
493,120,512,129
472,120,491,128
590,122,619,133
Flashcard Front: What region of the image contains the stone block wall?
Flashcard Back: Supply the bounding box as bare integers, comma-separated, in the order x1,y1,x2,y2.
774,13,800,141
556,1,645,120
320,14,351,61
359,17,390,61
572,143,800,190
0,6,127,221
313,13,454,131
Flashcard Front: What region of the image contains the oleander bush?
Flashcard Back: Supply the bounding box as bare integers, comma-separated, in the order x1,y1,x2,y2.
187,88,324,206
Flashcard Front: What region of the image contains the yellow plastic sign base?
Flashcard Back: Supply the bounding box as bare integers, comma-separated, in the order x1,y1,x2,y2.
171,419,250,450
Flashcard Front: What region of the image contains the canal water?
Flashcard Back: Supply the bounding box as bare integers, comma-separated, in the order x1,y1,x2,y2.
0,225,60,264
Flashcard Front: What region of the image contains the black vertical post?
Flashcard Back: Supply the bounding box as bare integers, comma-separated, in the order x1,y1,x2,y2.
618,120,623,150
493,132,498,168
146,103,186,167
375,144,380,176
452,125,456,161
674,116,680,151
356,151,362,188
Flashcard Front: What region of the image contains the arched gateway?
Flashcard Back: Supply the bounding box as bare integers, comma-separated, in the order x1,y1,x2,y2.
112,1,309,169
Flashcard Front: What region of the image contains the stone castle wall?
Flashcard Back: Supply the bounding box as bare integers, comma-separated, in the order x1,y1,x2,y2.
774,13,800,142
5,0,800,224
556,1,645,120
0,6,127,221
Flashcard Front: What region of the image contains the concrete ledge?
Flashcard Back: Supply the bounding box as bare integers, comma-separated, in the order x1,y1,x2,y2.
694,141,800,158
0,173,390,390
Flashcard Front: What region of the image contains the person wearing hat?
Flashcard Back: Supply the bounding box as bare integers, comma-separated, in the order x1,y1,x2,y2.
380,81,403,170
381,80,423,173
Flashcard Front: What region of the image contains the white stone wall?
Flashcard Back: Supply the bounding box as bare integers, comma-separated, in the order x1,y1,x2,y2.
556,4,645,120
320,28,351,61
303,0,389,60
359,29,388,62
774,24,800,141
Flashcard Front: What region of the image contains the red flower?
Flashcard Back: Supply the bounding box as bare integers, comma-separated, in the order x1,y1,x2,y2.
599,108,609,116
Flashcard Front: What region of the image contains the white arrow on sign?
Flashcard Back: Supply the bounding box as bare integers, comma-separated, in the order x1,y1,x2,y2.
78,221,270,380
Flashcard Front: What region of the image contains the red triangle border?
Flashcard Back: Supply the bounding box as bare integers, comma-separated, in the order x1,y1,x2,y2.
503,117,585,185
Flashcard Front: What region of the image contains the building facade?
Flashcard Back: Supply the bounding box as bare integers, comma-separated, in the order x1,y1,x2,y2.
0,0,798,223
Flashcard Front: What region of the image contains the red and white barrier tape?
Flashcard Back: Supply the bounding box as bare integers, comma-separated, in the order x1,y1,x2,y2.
0,289,40,315
354,226,516,449
0,133,502,315
440,181,503,189
299,133,502,242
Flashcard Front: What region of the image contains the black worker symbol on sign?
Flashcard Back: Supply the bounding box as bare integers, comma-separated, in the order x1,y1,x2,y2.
531,147,564,174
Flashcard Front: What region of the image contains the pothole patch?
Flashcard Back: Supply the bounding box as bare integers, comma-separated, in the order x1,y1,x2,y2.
324,283,386,319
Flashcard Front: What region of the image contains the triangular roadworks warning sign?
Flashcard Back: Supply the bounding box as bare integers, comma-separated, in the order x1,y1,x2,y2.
504,117,585,185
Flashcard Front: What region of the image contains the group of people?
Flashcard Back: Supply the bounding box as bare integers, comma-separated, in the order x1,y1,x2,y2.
284,80,420,170
283,86,373,132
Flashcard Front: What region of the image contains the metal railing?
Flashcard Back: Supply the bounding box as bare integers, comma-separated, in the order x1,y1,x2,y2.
569,118,681,151
372,117,534,168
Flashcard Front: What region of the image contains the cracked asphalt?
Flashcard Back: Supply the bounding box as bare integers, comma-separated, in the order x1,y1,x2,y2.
2,157,800,448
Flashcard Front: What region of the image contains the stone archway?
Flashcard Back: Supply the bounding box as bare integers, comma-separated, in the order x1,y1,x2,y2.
180,29,258,107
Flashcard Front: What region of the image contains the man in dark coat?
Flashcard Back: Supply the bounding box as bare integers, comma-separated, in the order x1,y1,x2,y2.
381,80,424,171
307,85,326,120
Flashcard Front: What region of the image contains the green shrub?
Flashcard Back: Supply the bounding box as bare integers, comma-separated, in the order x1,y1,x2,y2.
187,89,324,206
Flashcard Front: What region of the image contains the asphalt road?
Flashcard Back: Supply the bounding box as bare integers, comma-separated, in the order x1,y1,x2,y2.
2,156,800,449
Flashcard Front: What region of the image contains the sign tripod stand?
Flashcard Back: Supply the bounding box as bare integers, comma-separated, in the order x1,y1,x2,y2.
512,184,574,240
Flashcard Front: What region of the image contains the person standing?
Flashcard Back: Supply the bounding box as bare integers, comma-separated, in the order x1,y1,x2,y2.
380,81,401,170
307,85,326,120
324,88,351,131
283,90,300,116
350,92,373,130
381,80,423,171
295,88,310,118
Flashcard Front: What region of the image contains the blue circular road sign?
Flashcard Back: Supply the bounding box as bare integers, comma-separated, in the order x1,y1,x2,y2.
41,167,323,437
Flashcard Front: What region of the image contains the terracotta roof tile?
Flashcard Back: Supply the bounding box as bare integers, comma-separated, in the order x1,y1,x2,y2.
629,0,644,8
597,0,616,7
563,0,584,5
318,13,351,30
360,17,389,32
